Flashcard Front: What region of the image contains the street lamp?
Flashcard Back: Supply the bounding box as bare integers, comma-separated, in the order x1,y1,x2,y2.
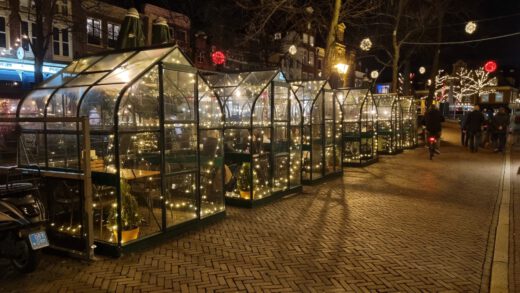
335,63,349,75
419,66,426,74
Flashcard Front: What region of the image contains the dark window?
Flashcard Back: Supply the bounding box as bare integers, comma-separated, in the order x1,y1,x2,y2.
0,17,6,48
61,29,69,56
87,17,102,45
107,23,120,48
53,27,70,57
175,29,186,43
21,21,29,50
53,27,60,55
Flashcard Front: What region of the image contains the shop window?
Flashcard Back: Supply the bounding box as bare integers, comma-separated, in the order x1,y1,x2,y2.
53,27,70,57
107,22,120,48
495,92,503,103
21,21,37,51
480,94,489,103
87,17,102,45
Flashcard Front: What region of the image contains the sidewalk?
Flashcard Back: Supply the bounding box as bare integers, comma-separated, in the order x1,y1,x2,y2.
510,143,520,292
0,124,507,292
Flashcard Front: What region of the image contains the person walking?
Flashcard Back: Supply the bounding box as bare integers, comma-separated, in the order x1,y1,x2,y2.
492,106,509,152
465,105,485,152
460,111,469,147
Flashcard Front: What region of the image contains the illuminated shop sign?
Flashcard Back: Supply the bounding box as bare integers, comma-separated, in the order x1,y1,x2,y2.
0,61,63,74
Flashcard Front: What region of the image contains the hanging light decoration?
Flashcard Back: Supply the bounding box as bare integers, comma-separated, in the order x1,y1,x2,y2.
465,21,477,34
370,70,379,79
211,51,226,65
360,38,372,51
419,66,426,74
484,60,497,73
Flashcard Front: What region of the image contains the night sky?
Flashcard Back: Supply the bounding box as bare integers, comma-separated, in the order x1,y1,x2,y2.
126,0,519,82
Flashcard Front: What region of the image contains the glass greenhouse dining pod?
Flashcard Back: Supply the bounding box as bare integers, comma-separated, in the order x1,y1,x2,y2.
290,80,342,183
399,96,418,149
203,70,302,207
15,45,225,255
337,88,379,166
373,93,403,154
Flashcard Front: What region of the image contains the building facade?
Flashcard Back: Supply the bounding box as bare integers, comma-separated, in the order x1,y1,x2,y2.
0,0,191,112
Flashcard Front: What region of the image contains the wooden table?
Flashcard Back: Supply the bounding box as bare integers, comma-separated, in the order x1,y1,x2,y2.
119,169,160,180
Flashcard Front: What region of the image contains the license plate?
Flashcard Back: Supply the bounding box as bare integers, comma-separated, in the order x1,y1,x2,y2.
28,231,49,250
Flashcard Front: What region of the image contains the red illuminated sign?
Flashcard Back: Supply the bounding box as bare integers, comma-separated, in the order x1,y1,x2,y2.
211,51,226,65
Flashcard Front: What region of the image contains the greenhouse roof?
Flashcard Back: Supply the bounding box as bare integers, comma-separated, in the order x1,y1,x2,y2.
336,88,371,106
16,45,193,122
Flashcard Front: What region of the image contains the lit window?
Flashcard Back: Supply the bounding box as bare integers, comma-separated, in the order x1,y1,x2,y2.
309,36,314,47
480,94,489,103
53,27,70,57
495,92,503,103
87,17,102,45
309,51,314,66
107,23,120,48
0,17,7,48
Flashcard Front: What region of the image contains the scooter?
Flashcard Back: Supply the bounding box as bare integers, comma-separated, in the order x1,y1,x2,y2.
0,167,48,273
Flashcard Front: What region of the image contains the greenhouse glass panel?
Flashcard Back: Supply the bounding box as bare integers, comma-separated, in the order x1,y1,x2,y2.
163,49,191,66
118,68,160,131
79,84,125,130
291,80,342,183
100,47,172,84
400,96,417,148
85,52,135,72
40,56,102,88
118,132,162,240
65,72,108,87
289,92,302,187
163,70,196,122
46,87,88,129
18,89,54,130
374,93,402,154
339,88,378,166
47,133,79,169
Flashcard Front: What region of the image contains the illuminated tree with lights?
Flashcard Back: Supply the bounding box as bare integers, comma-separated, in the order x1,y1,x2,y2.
449,67,497,103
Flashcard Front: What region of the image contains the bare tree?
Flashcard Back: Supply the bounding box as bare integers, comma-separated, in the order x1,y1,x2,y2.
9,0,99,84
232,0,379,75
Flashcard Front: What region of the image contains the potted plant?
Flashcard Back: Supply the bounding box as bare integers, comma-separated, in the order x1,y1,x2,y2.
237,162,252,199
107,181,141,243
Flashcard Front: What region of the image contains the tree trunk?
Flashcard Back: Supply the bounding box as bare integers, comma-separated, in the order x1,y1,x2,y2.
391,0,405,92
323,0,341,76
402,59,410,95
391,37,399,92
426,11,444,108
34,57,44,84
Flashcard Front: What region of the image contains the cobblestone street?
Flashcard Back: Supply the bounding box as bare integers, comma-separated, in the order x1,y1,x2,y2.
0,124,508,292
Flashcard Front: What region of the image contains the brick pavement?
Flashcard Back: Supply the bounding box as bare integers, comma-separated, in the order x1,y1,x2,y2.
0,124,505,292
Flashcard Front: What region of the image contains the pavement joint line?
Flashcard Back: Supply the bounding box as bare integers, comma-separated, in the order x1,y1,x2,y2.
489,141,511,293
